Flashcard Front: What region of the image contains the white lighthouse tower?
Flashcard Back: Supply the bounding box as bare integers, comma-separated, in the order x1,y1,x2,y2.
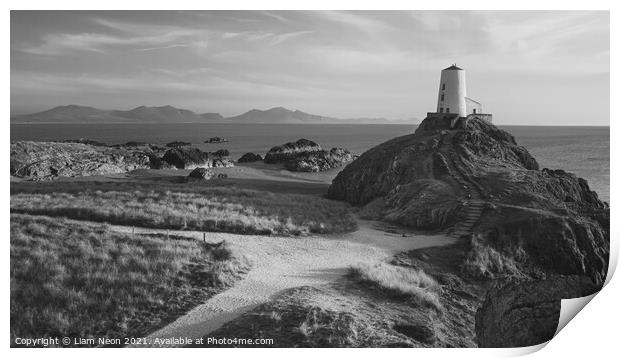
436,64,483,118
428,64,490,128
436,64,467,117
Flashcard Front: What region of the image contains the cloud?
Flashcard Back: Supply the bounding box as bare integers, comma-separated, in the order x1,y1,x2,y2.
135,43,194,52
10,11,609,124
270,30,313,45
15,17,210,56
316,10,393,34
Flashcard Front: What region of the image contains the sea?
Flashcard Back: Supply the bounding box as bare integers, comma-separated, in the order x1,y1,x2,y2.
10,123,610,203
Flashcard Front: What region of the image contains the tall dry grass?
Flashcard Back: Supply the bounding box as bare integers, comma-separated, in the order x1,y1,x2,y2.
461,234,524,279
10,214,249,347
348,262,442,311
10,186,357,236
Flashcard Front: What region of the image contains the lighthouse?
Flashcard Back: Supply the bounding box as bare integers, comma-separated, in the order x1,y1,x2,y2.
436,64,483,117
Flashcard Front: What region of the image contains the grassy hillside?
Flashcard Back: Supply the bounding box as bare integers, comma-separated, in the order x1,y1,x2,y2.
10,214,249,347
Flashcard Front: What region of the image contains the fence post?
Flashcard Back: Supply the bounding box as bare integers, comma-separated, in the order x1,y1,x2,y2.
203,232,206,242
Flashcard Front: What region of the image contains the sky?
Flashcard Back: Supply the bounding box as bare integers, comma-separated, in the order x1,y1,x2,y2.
10,10,609,125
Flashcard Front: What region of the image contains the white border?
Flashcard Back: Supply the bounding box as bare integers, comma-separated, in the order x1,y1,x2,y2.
4,1,617,357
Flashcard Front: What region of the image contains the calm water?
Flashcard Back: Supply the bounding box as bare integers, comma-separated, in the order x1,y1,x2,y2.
11,123,610,202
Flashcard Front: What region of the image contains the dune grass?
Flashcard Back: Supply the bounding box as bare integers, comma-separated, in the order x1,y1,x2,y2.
10,186,357,236
348,262,442,311
461,234,524,279
10,214,249,347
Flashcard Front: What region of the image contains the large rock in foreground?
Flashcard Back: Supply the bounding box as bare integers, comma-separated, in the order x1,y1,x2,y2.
10,141,152,180
475,275,598,347
327,115,609,285
264,138,356,172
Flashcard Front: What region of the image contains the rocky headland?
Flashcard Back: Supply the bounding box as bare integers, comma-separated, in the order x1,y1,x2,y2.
327,114,609,346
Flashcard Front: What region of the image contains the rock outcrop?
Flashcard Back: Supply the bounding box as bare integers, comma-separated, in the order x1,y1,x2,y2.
475,275,598,347
212,158,234,168
205,137,228,143
161,147,210,169
284,147,357,172
10,141,152,180
237,152,263,163
187,167,214,180
10,140,237,178
264,139,356,172
327,115,609,285
264,139,322,163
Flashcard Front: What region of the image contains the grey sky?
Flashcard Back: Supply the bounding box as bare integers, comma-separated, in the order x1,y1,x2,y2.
10,10,609,125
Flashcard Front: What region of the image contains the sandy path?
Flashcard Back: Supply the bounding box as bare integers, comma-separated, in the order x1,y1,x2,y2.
109,221,454,347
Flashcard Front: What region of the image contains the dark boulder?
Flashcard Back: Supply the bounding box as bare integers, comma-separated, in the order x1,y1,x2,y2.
187,167,214,180
237,152,263,163
162,147,210,169
475,275,599,347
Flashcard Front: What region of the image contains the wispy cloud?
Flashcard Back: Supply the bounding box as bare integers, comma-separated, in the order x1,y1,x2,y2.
135,43,194,52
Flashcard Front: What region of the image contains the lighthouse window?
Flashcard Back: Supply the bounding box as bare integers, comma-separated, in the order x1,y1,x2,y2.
440,94,444,101
442,84,445,90
446,108,450,113
439,108,443,113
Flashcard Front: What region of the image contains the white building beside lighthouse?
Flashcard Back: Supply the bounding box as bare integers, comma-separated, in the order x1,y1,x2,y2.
436,64,483,117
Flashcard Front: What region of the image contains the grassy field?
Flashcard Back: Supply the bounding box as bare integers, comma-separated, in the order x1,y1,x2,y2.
10,214,249,347
10,183,357,236
348,263,442,311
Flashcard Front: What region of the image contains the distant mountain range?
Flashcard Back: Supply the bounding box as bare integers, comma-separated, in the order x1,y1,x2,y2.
11,105,415,125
